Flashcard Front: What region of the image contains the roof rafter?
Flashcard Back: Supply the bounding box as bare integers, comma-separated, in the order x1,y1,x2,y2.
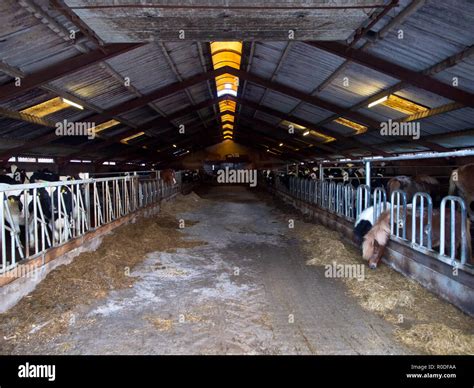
0,43,142,101
307,41,474,108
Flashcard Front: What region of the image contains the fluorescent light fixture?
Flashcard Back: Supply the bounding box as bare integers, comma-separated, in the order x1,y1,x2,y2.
172,144,177,148
61,98,84,110
368,95,388,108
279,143,283,147
303,130,310,136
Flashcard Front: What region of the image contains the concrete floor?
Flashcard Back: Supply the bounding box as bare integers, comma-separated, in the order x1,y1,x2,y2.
34,186,409,355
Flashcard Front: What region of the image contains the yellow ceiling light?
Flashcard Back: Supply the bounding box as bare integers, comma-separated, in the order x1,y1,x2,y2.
211,41,242,133
120,131,145,144
93,119,120,134
381,94,429,115
21,97,70,118
219,99,237,113
210,42,242,79
334,118,368,134
221,114,234,123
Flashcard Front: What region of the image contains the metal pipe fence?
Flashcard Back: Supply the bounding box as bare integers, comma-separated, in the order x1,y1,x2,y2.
273,175,471,269
0,172,182,274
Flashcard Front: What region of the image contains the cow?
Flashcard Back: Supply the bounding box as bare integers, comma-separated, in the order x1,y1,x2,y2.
1,165,29,184
387,175,440,204
0,178,26,245
353,204,391,246
29,169,60,183
1,194,24,236
362,208,472,269
449,163,474,221
26,188,54,250
161,169,176,185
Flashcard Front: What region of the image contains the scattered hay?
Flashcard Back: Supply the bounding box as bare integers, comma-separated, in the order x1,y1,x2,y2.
396,323,474,355
0,195,206,354
144,315,174,332
297,223,355,266
161,191,209,214
184,313,205,324
365,290,415,312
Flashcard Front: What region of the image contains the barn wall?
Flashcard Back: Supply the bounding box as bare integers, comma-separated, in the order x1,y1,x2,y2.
177,140,285,170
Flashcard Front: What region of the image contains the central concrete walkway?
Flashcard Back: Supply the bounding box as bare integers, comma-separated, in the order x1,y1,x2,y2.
36,186,409,354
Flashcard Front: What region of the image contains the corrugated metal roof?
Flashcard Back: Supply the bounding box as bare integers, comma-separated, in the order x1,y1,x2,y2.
292,103,334,123
105,44,177,94
366,1,474,71
0,0,472,161
0,0,82,74
434,57,474,94
260,90,300,114
48,63,135,110
273,42,346,93
315,62,400,107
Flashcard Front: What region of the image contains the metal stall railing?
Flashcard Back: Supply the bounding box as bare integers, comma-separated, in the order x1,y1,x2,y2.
272,173,472,270
440,196,470,265
0,172,182,275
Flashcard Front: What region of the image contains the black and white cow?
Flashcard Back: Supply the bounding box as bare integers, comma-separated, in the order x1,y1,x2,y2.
353,203,394,246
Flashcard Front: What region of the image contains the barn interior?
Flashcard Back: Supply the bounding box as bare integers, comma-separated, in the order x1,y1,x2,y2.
0,0,473,356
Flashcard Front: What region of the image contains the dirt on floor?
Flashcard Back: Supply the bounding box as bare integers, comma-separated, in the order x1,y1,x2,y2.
0,192,206,354
273,200,474,355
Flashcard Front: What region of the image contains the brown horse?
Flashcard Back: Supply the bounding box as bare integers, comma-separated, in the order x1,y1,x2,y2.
449,163,474,221
362,208,472,269
161,169,176,185
387,175,440,203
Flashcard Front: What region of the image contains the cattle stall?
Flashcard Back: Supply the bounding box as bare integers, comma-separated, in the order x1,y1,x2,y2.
0,0,473,380
265,150,474,315
0,173,184,278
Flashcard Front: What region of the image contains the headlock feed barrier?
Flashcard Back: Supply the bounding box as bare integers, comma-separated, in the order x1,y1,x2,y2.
274,175,472,270
0,171,183,274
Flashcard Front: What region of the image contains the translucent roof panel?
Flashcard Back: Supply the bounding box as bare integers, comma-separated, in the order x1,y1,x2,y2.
211,42,243,133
